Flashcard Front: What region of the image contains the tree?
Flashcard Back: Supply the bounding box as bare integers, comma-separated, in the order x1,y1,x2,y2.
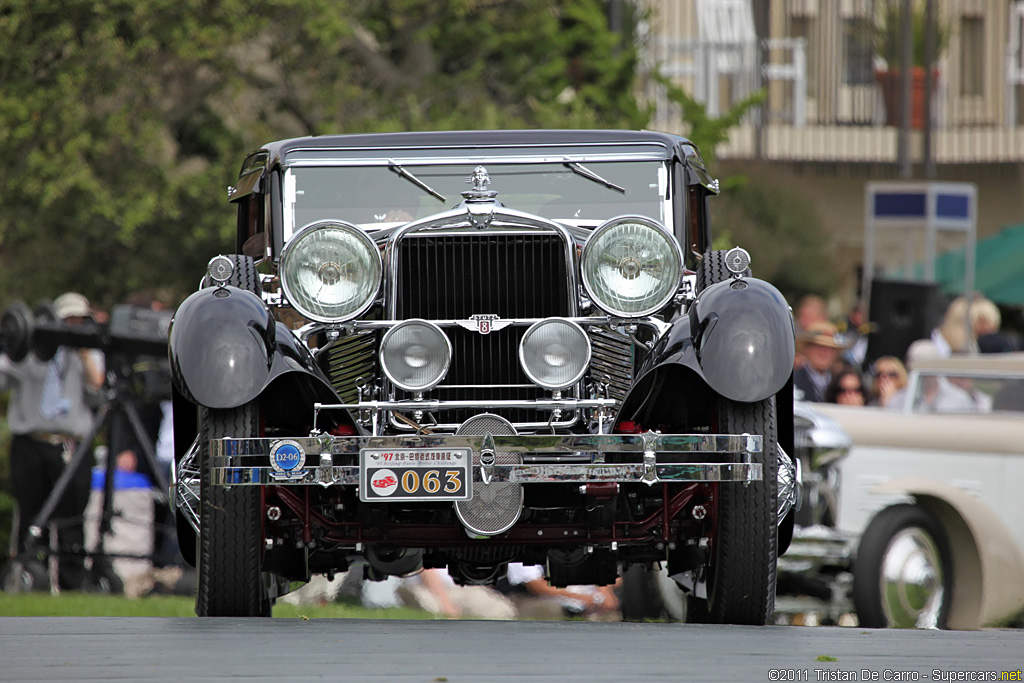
654,72,836,302
0,0,649,310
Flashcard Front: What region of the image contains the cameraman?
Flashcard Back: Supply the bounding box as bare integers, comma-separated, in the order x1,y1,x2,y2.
0,292,104,589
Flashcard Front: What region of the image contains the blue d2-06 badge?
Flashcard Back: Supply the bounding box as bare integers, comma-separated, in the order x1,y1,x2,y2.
269,440,306,479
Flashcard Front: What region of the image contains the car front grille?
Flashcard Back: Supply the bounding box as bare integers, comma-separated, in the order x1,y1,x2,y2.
588,327,633,404
395,232,572,425
323,330,378,404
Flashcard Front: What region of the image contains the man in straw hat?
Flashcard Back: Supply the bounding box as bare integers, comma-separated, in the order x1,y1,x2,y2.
794,320,848,403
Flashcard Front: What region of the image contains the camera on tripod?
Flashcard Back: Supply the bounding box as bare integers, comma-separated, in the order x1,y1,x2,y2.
1,298,170,375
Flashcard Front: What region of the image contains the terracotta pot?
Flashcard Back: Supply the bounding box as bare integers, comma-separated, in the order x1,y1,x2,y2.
875,67,938,130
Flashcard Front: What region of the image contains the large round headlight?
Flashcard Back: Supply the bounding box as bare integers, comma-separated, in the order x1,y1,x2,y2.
581,217,683,317
519,318,591,390
380,320,452,392
280,221,381,322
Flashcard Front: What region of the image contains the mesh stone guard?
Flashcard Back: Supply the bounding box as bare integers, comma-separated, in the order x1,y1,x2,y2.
208,432,763,487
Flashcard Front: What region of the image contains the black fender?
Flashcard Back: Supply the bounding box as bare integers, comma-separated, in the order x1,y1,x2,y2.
169,286,277,408
687,277,795,403
169,286,341,413
616,277,794,427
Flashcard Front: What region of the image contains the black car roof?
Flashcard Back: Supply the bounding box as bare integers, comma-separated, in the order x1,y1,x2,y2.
265,128,686,153
233,129,713,197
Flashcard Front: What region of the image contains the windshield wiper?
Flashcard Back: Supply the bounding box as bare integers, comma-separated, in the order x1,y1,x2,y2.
564,161,626,194
388,159,447,203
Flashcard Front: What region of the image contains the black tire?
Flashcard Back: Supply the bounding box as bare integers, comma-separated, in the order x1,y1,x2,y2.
852,504,953,629
619,565,665,622
696,249,749,294
194,253,269,616
705,397,779,625
195,401,268,617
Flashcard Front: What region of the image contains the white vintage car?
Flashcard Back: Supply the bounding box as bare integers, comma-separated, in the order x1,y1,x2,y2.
813,352,1024,630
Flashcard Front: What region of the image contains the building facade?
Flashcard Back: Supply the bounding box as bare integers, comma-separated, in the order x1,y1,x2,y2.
642,0,1024,304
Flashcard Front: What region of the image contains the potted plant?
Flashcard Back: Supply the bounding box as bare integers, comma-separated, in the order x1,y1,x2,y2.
870,0,950,129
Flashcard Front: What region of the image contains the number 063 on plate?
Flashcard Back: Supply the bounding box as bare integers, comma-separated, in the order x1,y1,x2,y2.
359,448,473,502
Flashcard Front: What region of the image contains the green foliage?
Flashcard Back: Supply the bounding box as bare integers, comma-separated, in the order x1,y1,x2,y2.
0,0,649,310
870,0,950,68
709,172,838,303
653,68,832,302
653,72,765,168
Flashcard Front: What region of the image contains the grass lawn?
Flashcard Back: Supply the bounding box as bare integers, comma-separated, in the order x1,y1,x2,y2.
0,591,434,619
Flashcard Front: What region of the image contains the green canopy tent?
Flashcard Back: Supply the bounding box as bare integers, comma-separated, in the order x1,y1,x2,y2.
927,224,1024,306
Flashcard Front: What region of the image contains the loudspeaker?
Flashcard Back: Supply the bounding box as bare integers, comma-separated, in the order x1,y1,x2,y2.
866,278,942,365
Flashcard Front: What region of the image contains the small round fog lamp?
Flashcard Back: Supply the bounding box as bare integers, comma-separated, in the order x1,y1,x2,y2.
380,320,452,392
519,319,591,390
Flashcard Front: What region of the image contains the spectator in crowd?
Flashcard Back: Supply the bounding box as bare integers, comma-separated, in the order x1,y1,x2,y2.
793,295,829,370
971,297,1021,353
502,563,621,621
793,321,848,403
836,300,873,370
931,296,976,356
0,292,105,589
868,356,908,408
887,339,975,413
824,366,871,406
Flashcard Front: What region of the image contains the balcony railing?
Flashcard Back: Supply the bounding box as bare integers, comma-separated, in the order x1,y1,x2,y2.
642,0,1024,164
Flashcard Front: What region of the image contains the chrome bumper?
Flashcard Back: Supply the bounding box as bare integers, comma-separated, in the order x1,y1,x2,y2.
206,432,763,487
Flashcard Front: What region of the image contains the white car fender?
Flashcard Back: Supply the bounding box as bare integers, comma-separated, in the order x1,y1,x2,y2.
873,478,1024,629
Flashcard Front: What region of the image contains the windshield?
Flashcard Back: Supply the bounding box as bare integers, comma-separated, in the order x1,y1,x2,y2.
285,160,669,236
907,372,1024,414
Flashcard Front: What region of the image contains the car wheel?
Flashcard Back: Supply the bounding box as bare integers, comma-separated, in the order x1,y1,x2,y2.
620,564,665,621
704,396,779,625
852,504,952,629
195,401,268,617
696,249,750,293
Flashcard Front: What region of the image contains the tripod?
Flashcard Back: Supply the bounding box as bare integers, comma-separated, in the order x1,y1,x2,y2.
12,366,170,593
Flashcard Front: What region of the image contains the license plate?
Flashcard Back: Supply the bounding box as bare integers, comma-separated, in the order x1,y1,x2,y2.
359,448,473,502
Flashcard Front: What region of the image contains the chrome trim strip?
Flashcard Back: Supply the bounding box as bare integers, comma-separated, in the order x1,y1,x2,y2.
211,461,762,486
209,432,760,457
314,398,616,412
208,433,761,487
305,317,666,333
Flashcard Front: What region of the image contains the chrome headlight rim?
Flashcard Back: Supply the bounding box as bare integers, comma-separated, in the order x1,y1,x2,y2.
580,215,684,318
518,317,592,391
279,220,382,324
380,318,453,393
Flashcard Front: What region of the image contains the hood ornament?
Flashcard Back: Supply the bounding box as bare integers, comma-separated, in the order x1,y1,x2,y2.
462,166,498,202
461,165,500,229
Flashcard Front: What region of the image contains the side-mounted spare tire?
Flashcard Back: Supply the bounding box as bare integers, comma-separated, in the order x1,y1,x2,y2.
696,249,749,293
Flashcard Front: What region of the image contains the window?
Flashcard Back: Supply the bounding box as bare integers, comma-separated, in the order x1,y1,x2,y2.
843,17,874,85
959,16,984,97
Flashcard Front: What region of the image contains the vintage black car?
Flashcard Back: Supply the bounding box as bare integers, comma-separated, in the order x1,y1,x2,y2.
168,129,797,622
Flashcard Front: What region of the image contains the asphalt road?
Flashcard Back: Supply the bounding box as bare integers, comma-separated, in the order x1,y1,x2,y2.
1,617,1021,682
